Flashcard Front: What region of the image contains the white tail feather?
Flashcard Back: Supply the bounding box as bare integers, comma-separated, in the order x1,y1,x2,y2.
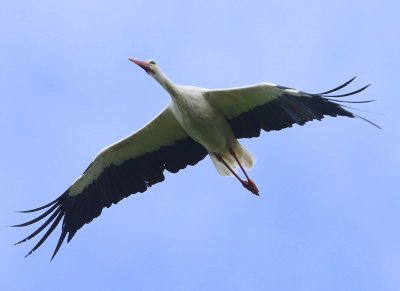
210,154,232,176
210,141,255,176
232,141,255,170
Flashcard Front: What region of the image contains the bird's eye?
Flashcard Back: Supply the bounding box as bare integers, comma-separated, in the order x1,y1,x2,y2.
148,61,156,65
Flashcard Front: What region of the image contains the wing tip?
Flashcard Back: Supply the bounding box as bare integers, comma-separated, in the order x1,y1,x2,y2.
317,76,358,95
13,194,67,259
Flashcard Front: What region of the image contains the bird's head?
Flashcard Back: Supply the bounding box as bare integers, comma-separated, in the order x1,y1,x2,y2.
129,58,158,76
129,58,175,94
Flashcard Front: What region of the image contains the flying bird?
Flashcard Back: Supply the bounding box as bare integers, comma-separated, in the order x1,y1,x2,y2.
13,58,378,259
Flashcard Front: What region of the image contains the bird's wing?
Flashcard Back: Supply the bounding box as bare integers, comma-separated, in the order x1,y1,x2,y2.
205,77,378,138
14,106,207,259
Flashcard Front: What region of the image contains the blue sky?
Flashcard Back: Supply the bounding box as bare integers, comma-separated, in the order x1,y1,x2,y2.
1,0,399,290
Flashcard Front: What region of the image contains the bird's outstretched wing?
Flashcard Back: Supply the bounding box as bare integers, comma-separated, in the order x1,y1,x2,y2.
13,106,207,259
205,77,379,138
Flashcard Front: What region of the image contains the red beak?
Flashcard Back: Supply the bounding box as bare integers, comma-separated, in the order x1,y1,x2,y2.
129,58,152,73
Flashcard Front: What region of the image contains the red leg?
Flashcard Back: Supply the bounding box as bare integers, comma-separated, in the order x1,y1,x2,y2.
215,153,259,196
228,148,259,195
215,154,243,182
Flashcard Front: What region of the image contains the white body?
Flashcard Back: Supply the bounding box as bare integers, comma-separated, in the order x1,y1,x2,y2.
169,86,233,152
149,67,255,176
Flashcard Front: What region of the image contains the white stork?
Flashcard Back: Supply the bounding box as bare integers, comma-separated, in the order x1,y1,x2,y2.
13,58,378,259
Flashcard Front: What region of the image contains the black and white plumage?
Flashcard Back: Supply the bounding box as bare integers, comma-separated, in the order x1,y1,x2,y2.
13,59,378,259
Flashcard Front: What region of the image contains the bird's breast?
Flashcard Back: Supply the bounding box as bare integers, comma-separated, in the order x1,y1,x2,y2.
170,90,234,153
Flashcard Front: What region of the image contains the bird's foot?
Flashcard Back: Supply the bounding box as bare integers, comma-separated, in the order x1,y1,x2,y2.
242,179,260,196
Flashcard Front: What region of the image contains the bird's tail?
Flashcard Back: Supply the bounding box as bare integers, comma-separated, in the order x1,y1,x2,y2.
210,141,255,176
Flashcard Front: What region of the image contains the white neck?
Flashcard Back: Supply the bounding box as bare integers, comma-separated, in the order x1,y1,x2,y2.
152,69,179,97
